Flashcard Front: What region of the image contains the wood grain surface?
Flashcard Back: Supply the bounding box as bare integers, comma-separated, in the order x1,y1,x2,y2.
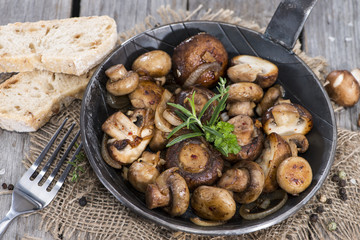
0,0,358,239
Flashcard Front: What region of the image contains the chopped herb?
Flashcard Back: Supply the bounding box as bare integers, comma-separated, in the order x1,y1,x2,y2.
166,77,241,156
69,142,86,182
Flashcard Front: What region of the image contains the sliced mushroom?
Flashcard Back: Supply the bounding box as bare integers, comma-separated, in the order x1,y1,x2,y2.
129,80,164,110
256,133,292,193
325,70,360,107
277,156,313,195
262,103,313,136
146,167,190,216
128,151,163,193
227,82,264,103
154,89,173,133
173,86,217,124
227,101,256,117
172,33,228,88
191,186,236,221
282,134,309,157
101,110,154,165
132,50,172,78
227,55,278,88
105,64,140,96
225,115,264,162
217,160,265,204
256,84,285,116
165,137,223,190
149,127,168,152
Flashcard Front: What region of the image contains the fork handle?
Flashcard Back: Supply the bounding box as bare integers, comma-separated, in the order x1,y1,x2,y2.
0,211,18,239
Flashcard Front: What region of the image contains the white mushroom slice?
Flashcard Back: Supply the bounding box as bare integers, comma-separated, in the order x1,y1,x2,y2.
102,111,140,140
227,55,278,88
262,103,313,136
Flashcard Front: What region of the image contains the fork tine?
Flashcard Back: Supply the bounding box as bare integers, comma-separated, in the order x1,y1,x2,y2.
35,122,76,182
29,118,68,173
51,142,83,193
44,130,81,188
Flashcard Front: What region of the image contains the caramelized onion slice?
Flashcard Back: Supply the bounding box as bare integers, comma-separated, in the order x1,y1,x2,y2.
183,62,221,88
190,217,226,226
239,190,288,220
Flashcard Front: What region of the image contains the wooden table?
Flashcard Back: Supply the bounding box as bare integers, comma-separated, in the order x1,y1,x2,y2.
0,0,359,239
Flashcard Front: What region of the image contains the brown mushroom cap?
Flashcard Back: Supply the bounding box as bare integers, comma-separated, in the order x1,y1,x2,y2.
105,64,140,96
132,50,172,78
146,167,190,216
191,186,236,221
172,33,228,88
129,80,164,110
221,160,265,204
225,115,264,162
256,84,285,117
173,86,217,124
128,151,161,193
256,133,292,193
227,55,278,88
227,82,264,103
325,70,360,107
165,137,223,190
227,101,256,117
277,156,313,195
262,102,313,136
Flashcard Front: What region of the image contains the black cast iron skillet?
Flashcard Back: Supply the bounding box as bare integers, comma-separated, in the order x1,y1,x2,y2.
80,0,336,235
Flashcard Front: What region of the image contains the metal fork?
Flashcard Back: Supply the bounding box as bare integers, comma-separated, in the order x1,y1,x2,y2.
0,118,82,238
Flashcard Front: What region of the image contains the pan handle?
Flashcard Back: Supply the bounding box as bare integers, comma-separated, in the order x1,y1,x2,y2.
264,0,318,50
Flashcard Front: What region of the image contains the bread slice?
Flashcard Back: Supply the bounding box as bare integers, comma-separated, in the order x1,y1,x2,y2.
0,16,117,76
0,70,92,132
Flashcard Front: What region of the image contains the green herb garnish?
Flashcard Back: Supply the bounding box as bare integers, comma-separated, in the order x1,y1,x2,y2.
166,77,241,156
69,142,86,182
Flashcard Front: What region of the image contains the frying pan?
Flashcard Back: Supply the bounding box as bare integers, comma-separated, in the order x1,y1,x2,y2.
80,0,336,235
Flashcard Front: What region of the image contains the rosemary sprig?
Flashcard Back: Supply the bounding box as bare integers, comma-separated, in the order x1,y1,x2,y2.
166,77,241,156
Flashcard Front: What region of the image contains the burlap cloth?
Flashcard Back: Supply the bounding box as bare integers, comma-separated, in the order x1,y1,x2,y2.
24,5,360,240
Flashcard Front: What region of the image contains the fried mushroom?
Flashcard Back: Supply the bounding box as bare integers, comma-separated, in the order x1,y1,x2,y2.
227,55,278,88
165,137,223,190
129,80,164,110
217,160,265,204
146,167,190,216
262,103,313,136
172,33,228,88
256,84,285,117
227,82,264,103
105,64,139,96
132,50,172,78
225,115,264,162
256,133,292,193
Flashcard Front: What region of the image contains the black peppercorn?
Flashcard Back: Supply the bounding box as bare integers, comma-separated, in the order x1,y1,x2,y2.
310,214,318,223
326,198,332,204
79,196,87,207
316,205,324,214
331,174,339,182
339,188,346,195
7,184,14,190
2,183,7,189
339,194,348,201
338,179,346,187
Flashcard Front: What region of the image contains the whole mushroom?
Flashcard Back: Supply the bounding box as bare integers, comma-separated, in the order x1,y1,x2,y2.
325,70,360,107
191,186,236,221
225,115,264,162
128,151,163,193
227,101,256,117
217,160,265,204
227,55,278,88
146,167,190,216
256,133,292,193
132,50,172,78
105,64,139,96
165,137,223,190
172,33,228,88
227,82,264,103
256,84,285,117
129,80,164,110
262,102,313,136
